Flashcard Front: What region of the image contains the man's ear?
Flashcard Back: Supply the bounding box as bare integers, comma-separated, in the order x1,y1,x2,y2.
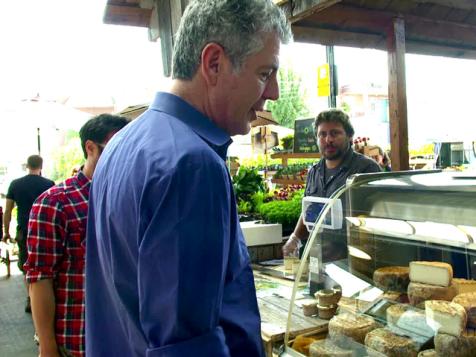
200,43,226,86
84,139,96,158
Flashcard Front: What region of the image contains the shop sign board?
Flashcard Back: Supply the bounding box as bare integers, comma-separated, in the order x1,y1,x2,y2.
293,118,319,154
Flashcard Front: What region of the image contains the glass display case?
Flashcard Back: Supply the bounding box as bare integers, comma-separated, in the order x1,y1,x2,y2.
282,170,476,357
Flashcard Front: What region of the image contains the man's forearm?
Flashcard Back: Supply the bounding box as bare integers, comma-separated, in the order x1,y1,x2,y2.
293,214,309,240
30,279,58,355
3,210,11,237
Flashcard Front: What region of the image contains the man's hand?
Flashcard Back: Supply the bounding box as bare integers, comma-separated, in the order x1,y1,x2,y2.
282,233,302,257
1,233,11,243
38,344,61,357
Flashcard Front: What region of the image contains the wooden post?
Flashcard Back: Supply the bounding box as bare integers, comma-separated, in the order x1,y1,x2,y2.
387,17,409,171
151,0,190,77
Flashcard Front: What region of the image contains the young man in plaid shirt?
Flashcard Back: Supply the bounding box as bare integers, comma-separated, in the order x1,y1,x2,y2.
24,114,128,357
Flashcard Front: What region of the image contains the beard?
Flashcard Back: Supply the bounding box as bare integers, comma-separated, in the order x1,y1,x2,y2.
320,140,350,161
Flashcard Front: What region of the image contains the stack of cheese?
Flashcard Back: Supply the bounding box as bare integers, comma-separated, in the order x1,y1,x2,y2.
425,299,476,357
423,290,476,357
373,266,410,303
407,261,457,306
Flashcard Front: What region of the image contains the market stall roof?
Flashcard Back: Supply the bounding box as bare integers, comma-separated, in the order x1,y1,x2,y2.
286,0,476,60
103,0,476,60
102,0,476,171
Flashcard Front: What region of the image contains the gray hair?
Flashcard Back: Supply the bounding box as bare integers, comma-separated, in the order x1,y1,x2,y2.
172,0,292,80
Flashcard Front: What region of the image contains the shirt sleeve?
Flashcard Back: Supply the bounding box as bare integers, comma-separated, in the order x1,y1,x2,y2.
25,192,67,282
136,157,232,356
6,181,15,200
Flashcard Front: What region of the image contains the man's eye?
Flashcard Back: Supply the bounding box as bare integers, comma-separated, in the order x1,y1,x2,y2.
260,71,272,81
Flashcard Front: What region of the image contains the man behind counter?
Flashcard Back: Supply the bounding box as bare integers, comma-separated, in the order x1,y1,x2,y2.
283,109,381,257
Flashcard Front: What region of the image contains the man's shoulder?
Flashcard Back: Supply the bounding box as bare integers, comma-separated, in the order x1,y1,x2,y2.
350,150,381,173
35,179,70,204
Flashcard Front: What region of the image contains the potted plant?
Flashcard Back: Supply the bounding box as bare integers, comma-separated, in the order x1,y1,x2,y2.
281,135,294,152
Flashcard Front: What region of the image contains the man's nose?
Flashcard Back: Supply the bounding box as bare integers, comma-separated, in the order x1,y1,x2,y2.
263,74,279,101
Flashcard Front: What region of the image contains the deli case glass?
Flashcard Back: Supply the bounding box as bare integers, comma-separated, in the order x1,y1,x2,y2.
283,170,476,357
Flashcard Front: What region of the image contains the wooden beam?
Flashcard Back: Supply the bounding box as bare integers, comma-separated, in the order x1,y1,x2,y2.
387,18,409,171
413,0,476,12
103,5,152,27
291,0,343,24
292,25,387,49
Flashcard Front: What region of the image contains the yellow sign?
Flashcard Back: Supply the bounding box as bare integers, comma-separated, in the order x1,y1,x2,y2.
317,63,330,97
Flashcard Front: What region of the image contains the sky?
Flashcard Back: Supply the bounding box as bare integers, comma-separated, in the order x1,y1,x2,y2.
0,0,168,109
0,0,475,166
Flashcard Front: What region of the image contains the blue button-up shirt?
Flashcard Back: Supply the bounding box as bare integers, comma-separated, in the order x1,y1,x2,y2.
86,92,264,357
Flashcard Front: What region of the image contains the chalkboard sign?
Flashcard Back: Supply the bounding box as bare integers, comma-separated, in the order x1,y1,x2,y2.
293,118,319,153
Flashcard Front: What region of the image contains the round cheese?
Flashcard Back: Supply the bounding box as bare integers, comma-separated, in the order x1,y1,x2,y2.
417,349,436,357
425,300,467,337
435,331,476,357
364,328,419,357
373,266,410,292
309,339,353,357
453,292,476,328
328,312,379,345
407,281,457,306
386,304,433,337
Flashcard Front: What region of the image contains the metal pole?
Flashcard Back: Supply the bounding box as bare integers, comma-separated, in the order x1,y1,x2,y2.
326,46,337,108
37,127,41,155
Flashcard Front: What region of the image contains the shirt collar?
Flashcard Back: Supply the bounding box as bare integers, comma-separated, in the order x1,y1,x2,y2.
149,92,232,158
76,170,91,187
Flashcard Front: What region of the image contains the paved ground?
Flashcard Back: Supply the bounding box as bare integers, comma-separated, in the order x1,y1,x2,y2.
0,255,37,357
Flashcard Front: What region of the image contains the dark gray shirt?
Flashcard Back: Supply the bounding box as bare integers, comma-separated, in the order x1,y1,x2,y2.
305,147,381,198
304,147,381,262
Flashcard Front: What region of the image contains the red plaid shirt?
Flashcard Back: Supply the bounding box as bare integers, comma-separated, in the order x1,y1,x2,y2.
25,171,90,357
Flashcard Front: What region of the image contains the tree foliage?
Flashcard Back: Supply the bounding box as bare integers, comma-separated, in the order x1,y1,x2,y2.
50,130,84,182
266,68,309,128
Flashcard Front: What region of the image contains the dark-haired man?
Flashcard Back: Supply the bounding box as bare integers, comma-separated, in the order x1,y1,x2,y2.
3,155,55,312
25,114,128,357
283,109,381,257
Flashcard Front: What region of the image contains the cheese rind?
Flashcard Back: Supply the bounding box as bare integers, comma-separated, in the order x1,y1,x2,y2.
373,266,410,292
328,312,379,344
434,330,476,357
453,278,476,295
364,328,419,357
386,304,433,337
425,300,467,336
409,261,453,287
309,339,353,357
407,281,457,306
453,292,476,328
417,349,437,357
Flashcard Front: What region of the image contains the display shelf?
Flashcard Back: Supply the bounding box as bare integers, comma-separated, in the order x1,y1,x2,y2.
271,152,320,167
271,178,306,186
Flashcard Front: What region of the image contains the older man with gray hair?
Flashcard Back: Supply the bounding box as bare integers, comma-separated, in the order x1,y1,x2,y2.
85,1,291,356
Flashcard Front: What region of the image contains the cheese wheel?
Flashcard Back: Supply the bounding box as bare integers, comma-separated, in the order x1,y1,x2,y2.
328,312,379,345
409,261,453,287
373,266,410,292
407,281,457,306
381,291,409,303
364,328,419,357
302,302,319,316
453,279,476,295
309,339,353,357
386,304,433,337
453,292,476,328
434,330,476,357
417,349,437,357
425,300,467,336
